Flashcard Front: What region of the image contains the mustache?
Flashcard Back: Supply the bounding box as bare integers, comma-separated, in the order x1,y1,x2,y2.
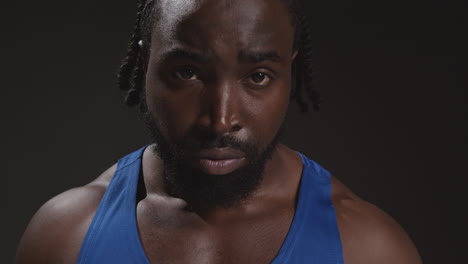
175,135,258,156
176,135,257,154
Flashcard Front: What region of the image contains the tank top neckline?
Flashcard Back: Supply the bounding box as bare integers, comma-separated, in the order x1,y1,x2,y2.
129,146,311,264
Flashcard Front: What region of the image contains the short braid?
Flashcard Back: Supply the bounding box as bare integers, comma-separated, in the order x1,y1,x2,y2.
117,0,148,106
295,9,322,111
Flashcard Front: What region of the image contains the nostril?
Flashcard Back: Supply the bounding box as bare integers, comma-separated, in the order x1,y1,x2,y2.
232,124,242,132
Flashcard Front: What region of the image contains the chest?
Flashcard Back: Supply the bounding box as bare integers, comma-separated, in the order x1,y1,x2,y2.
136,203,295,264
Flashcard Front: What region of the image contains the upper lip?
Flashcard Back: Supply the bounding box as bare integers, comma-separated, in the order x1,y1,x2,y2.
196,148,245,160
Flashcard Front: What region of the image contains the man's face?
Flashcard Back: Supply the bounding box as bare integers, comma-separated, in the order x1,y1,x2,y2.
142,0,295,210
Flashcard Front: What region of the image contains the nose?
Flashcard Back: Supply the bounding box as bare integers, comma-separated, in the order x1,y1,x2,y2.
198,81,242,136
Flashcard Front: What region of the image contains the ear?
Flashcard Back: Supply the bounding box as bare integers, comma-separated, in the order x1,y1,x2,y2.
291,50,298,61
138,40,149,73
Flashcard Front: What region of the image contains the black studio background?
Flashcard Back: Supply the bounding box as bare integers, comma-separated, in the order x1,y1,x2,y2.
4,0,466,263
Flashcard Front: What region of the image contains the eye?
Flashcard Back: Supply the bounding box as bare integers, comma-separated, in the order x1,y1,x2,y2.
248,72,272,86
174,67,198,80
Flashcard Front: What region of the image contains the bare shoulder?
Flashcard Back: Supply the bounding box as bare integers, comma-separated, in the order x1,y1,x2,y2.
16,164,117,264
331,176,422,264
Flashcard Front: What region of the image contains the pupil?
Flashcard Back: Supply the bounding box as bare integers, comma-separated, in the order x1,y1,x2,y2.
252,72,265,83
181,69,194,79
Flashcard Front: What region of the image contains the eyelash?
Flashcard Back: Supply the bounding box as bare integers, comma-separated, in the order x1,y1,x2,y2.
172,66,199,81
171,66,276,87
245,70,275,87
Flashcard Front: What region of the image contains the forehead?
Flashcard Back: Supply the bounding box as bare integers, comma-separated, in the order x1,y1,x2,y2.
151,0,294,57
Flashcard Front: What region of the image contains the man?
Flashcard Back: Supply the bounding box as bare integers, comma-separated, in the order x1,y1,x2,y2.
16,0,422,263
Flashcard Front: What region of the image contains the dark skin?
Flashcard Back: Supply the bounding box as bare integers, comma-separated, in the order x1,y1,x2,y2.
16,0,422,263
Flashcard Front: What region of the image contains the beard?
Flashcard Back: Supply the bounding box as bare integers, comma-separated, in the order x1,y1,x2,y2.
140,97,282,212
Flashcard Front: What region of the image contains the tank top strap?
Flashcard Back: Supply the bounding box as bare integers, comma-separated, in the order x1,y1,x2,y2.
77,146,150,264
271,152,344,264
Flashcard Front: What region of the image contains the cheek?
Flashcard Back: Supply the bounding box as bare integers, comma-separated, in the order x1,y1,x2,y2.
145,75,201,141
243,82,290,144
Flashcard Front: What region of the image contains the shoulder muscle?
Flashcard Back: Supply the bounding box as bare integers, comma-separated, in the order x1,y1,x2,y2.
331,177,422,264
16,164,117,264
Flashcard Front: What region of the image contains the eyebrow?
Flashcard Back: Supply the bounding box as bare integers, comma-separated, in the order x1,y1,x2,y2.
160,47,282,65
237,50,282,64
160,48,212,64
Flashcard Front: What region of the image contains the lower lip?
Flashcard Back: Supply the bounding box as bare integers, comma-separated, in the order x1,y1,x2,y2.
196,158,246,175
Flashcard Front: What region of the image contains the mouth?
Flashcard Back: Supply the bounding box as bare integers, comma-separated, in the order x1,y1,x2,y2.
192,148,247,175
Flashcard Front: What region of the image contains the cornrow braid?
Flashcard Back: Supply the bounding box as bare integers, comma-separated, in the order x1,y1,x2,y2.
117,0,322,111
293,8,322,111
117,0,152,106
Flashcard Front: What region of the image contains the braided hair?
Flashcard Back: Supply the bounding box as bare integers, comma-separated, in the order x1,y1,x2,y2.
117,0,321,112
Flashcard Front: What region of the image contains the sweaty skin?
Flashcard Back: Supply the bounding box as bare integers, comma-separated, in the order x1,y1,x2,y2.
16,0,422,263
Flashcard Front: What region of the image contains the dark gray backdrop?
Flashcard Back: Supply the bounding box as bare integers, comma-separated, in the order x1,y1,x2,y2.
5,0,466,263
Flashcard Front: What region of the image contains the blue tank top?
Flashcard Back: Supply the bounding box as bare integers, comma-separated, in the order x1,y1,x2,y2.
77,146,344,264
